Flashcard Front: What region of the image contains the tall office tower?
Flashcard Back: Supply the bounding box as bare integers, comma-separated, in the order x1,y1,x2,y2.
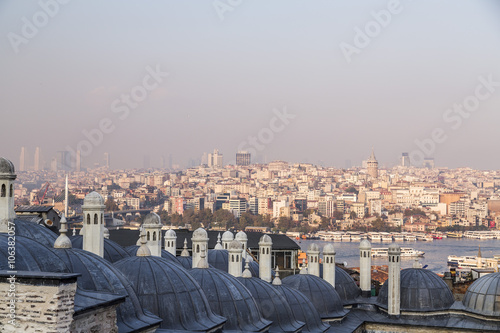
366,148,379,178
201,152,208,165
401,153,410,167
57,151,72,171
19,147,26,171
104,152,110,169
236,151,251,166
423,158,435,169
208,149,223,168
34,147,40,171
75,150,81,172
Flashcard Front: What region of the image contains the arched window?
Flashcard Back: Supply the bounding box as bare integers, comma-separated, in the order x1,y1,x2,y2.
147,231,150,241
87,214,91,224
262,248,265,254
1,184,5,197
196,244,200,253
94,214,98,224
266,248,269,255
9,184,13,197
153,232,156,241
231,255,234,262
236,255,239,262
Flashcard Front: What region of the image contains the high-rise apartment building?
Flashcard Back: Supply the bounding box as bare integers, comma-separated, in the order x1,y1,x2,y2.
75,150,81,172
401,153,410,167
208,149,223,168
34,147,40,171
19,147,26,171
104,152,110,169
236,151,251,166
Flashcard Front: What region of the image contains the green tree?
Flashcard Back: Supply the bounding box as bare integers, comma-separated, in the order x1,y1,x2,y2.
105,196,119,212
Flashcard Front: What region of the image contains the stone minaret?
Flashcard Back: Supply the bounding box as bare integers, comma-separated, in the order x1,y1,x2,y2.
82,192,105,257
192,227,209,268
143,213,163,257
307,243,320,277
323,244,336,287
388,243,401,316
228,240,243,277
367,148,378,179
221,230,234,250
164,229,177,256
0,157,16,233
235,231,248,259
259,234,273,282
360,239,372,297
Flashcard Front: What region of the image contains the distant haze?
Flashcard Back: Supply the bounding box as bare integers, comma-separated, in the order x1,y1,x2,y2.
1,1,500,169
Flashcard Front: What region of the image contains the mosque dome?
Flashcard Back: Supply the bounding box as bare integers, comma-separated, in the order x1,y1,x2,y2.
274,284,331,333
319,266,361,303
70,235,130,263
83,191,105,206
52,247,162,332
190,267,272,332
176,256,193,270
235,230,247,241
207,248,265,277
0,157,15,175
282,274,348,320
377,268,454,312
237,276,305,332
14,218,57,248
0,234,68,273
463,272,500,316
114,255,226,331
125,245,180,265
221,230,234,241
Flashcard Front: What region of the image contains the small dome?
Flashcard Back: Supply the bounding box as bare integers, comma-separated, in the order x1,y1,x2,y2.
83,191,105,206
71,235,130,263
165,229,176,238
14,219,57,248
274,284,331,333
323,244,335,255
125,245,181,265
360,239,371,250
221,230,234,241
228,239,242,250
237,276,305,332
334,266,361,303
308,243,319,252
114,256,226,331
388,243,400,254
463,272,500,316
192,227,208,239
190,268,272,332
259,234,272,245
207,249,261,276
0,157,15,175
235,230,247,241
176,256,193,270
143,212,161,225
377,268,454,312
282,274,348,320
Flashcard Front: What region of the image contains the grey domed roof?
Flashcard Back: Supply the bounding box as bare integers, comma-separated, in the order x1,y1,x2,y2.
83,191,105,206
360,239,371,249
319,266,361,303
207,249,263,277
463,272,500,316
125,245,181,265
192,227,208,239
0,157,15,175
323,244,335,254
143,212,161,225
259,234,272,245
0,234,68,273
221,230,234,241
308,243,319,252
377,268,454,312
14,219,57,248
176,256,193,270
189,268,272,332
235,230,247,241
228,239,242,250
237,276,305,332
114,256,226,331
51,247,162,332
282,274,348,320
165,229,176,238
274,284,331,333
71,235,130,263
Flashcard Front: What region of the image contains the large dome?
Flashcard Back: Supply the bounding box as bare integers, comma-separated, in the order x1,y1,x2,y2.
207,249,263,277
51,247,162,332
274,284,331,333
463,272,500,316
237,276,305,332
320,265,361,303
114,255,226,331
282,274,348,320
14,219,58,248
125,245,180,265
0,157,15,175
71,235,130,263
83,191,105,206
377,268,454,312
189,267,272,332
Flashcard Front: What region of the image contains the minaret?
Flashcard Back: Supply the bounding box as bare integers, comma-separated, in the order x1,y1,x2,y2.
221,230,234,250
259,234,273,282
0,157,16,233
360,239,372,297
192,227,209,268
143,213,163,257
323,244,336,287
228,240,243,277
307,243,320,277
64,174,69,217
164,229,177,256
367,148,379,179
388,243,401,316
82,191,105,257
235,231,248,259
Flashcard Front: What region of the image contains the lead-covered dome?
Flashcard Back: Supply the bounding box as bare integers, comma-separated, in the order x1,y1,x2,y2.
114,255,226,331
71,235,130,263
377,268,454,312
0,157,15,175
237,276,305,332
282,274,348,320
14,219,57,248
319,265,361,303
83,191,105,206
190,267,272,332
463,272,500,316
125,245,181,265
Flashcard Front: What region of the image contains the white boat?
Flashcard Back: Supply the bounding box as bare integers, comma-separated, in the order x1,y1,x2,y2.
368,232,382,242
332,232,343,242
380,232,393,242
403,233,416,241
393,234,404,242
372,247,425,258
341,234,351,242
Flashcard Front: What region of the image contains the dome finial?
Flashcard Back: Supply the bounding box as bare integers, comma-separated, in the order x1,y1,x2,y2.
413,258,422,268
272,266,282,285
299,258,308,274
54,213,72,249
136,229,151,257
214,233,223,250
242,262,252,278
181,239,189,257
197,246,209,268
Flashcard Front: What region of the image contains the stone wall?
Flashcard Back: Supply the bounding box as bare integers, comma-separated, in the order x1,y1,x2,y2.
365,323,461,332
71,305,119,333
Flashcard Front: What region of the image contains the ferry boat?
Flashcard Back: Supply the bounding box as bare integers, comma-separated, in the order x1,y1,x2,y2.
349,232,362,242
446,232,462,238
403,233,417,242
380,232,393,243
372,247,425,258
393,233,404,242
447,255,484,268
332,232,343,242
341,234,352,242
368,232,382,243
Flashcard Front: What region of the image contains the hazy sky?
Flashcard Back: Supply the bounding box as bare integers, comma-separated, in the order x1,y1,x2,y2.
1,0,500,170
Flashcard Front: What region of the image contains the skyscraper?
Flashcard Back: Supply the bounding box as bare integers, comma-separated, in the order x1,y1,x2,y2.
208,149,223,168
236,151,251,166
34,147,40,171
19,147,26,171
401,153,410,167
367,148,378,178
76,150,81,172
104,152,110,169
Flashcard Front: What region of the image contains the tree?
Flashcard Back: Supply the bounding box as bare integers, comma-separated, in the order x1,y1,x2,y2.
349,211,357,219
277,217,293,232
345,186,359,195
105,197,119,212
